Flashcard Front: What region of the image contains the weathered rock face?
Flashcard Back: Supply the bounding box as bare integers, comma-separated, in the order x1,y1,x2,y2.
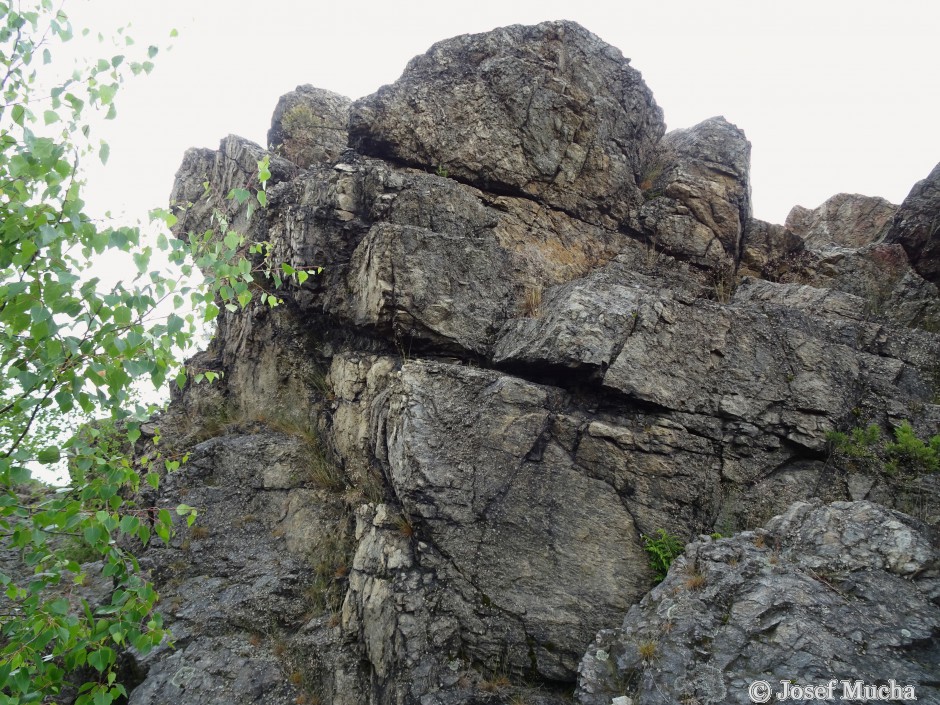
268,86,351,167
576,500,940,705
125,20,940,705
128,429,366,705
785,192,897,250
638,116,751,268
885,161,940,284
349,21,665,230
740,190,940,332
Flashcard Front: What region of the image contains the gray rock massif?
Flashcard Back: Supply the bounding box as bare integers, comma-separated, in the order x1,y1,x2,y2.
120,20,939,705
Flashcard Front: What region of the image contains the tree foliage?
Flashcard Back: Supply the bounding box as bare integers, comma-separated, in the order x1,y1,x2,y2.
0,3,300,702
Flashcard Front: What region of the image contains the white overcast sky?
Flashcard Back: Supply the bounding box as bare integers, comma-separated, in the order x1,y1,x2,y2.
70,0,940,226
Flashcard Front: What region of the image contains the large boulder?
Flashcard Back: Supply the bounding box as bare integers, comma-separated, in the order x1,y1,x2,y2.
349,21,665,230
576,500,940,705
786,192,897,250
267,85,351,167
885,161,940,284
637,116,751,268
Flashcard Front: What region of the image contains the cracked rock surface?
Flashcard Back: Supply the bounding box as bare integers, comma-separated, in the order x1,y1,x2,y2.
575,500,940,705
116,20,940,705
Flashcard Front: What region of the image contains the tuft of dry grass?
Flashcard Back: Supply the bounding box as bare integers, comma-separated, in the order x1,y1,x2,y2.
638,639,658,662
685,571,706,591
396,514,414,538
306,444,346,492
304,515,355,617
520,285,543,318
480,674,512,692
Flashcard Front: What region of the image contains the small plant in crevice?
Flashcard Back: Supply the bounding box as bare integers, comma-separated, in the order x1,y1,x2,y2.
346,466,386,505
825,424,880,461
304,515,355,618
479,674,512,693
884,421,940,475
642,529,685,584
303,362,335,401
706,262,740,304
247,409,348,492
307,441,347,492
827,420,939,524
396,514,415,538
827,421,939,476
638,158,666,194
520,284,543,318
637,639,658,663
684,570,706,591
643,237,662,268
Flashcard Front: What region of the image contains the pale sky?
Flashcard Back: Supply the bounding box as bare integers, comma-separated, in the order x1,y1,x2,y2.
71,0,940,227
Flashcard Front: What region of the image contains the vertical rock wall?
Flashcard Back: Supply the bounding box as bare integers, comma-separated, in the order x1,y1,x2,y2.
124,20,940,705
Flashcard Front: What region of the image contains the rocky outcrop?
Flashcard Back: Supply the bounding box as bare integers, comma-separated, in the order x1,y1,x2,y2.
125,20,940,705
885,161,940,284
268,86,351,167
349,21,665,230
785,192,897,250
637,116,751,268
576,500,940,705
740,190,940,332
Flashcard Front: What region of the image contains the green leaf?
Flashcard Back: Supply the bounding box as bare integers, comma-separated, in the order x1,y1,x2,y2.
230,188,250,205
257,156,271,183
223,230,241,250
37,447,61,464
133,250,150,273
47,597,70,615
87,647,115,673
98,83,117,105
119,515,140,535
99,141,110,165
